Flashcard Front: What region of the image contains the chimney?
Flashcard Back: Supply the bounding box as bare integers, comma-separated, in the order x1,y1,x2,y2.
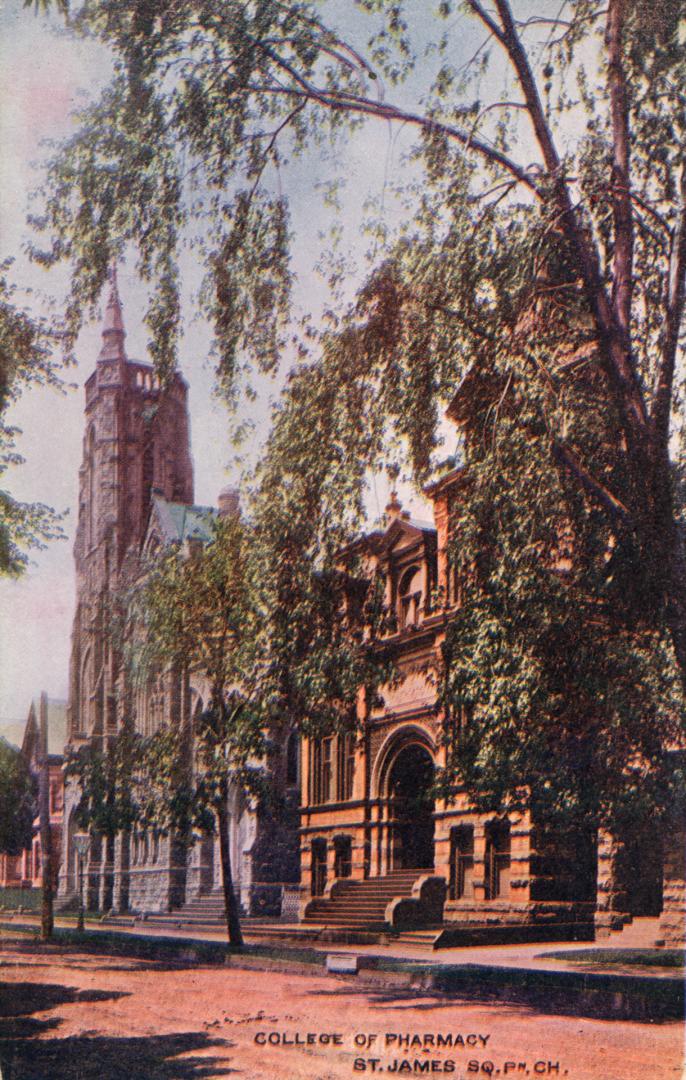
218,486,240,517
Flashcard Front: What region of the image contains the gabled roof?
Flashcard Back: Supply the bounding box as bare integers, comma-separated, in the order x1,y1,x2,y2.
22,698,68,760
378,514,436,554
150,495,216,545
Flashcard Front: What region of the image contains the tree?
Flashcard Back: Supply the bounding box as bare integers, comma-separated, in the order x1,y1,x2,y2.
0,262,64,575
0,737,34,856
130,512,262,947
29,2,686,828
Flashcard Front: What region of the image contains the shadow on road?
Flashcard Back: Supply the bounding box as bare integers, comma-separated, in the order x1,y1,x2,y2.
0,981,236,1078
0,1031,234,1079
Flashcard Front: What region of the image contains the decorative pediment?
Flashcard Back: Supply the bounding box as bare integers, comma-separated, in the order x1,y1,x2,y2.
379,515,435,555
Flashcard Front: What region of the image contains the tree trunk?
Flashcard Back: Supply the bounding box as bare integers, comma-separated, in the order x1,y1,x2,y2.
667,522,686,683
39,693,53,941
217,794,244,948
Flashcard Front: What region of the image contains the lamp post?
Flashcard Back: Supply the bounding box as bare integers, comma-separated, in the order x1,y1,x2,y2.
73,833,90,932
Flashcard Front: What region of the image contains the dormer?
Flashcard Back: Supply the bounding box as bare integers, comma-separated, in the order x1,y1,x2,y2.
376,494,437,634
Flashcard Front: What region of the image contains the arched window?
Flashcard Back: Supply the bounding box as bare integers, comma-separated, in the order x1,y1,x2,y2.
398,565,422,629
85,426,96,549
80,648,93,733
142,437,154,516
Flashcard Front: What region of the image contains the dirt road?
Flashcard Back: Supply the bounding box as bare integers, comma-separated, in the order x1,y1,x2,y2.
0,938,682,1080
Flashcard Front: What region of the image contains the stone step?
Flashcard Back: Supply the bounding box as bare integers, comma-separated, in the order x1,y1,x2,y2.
303,917,389,929
176,902,223,911
304,908,389,919
394,928,442,947
610,916,664,948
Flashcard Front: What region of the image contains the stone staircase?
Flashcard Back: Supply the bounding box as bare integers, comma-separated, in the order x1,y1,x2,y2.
609,916,664,948
303,870,430,931
102,892,324,942
101,892,226,931
394,927,444,947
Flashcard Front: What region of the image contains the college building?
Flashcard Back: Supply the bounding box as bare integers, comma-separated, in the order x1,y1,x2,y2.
57,272,299,918
55,273,685,947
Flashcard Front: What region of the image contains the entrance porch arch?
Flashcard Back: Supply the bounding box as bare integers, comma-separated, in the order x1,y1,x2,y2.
372,726,437,875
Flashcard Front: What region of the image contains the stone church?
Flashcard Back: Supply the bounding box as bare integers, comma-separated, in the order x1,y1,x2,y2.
58,272,299,916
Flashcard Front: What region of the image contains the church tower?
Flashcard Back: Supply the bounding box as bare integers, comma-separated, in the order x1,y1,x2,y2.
67,268,193,745
60,270,194,901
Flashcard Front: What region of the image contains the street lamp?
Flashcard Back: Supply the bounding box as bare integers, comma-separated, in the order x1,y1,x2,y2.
73,833,90,932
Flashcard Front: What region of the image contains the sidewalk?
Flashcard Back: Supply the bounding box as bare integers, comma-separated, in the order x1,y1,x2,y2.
1,911,681,977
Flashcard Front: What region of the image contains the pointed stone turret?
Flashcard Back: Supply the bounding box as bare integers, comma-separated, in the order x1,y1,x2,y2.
99,263,127,363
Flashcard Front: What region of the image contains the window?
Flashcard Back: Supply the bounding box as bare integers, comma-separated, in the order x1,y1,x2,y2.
142,438,154,513
334,835,352,878
484,819,511,900
85,427,96,549
50,781,63,814
311,737,333,804
449,825,474,900
398,566,422,629
337,732,356,801
286,731,299,786
311,838,327,896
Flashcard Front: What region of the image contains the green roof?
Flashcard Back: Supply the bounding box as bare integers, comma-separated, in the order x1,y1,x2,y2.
151,496,216,545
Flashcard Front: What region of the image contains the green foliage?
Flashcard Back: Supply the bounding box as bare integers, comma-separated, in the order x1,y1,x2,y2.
0,738,35,855
64,721,139,836
123,514,265,839
29,2,686,829
0,262,65,575
248,360,396,741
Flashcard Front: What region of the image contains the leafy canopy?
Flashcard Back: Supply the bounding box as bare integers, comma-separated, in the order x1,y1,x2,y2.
0,738,35,855
0,264,64,575
28,1,686,828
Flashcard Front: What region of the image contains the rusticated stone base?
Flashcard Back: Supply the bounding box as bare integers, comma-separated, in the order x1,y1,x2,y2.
660,827,686,946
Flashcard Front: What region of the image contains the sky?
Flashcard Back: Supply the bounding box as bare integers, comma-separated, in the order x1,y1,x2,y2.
0,1,475,728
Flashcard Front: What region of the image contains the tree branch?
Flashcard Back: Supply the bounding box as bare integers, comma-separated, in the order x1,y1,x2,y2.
652,163,686,448
552,440,630,521
606,0,634,340
482,0,650,451
256,43,541,194
464,1,507,44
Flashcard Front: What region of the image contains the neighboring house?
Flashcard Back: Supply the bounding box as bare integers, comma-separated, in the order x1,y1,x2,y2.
0,697,66,890
58,271,299,915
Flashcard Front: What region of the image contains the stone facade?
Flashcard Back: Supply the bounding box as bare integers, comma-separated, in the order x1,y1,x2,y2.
58,271,299,915
299,422,684,944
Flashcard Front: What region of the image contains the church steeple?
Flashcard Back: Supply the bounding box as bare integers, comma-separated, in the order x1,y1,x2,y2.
99,263,126,363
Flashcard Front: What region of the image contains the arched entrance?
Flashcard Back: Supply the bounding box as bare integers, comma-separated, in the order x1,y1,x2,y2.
387,744,435,870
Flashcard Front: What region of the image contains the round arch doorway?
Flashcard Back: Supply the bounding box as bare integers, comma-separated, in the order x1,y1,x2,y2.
387,744,435,870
